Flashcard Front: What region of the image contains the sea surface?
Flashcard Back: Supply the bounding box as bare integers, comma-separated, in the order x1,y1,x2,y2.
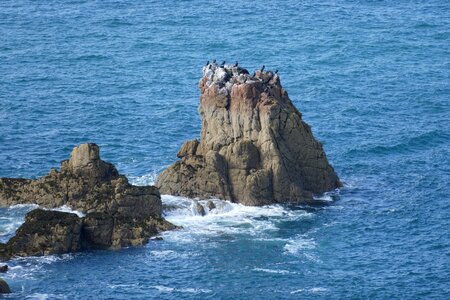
0,0,449,299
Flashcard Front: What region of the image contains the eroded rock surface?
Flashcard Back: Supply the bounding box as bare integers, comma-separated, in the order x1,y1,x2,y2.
157,63,341,205
0,143,176,260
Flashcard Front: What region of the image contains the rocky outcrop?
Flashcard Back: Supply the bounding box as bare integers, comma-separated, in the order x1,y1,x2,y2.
0,143,177,260
0,209,82,260
0,278,11,294
157,63,341,205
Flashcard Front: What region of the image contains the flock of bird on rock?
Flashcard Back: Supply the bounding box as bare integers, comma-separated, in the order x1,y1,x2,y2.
204,59,278,84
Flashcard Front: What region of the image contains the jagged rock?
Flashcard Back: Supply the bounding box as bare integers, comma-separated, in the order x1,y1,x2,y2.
0,265,7,273
194,201,206,216
0,143,162,217
206,200,216,210
0,143,177,260
0,278,11,294
0,209,82,261
157,63,341,205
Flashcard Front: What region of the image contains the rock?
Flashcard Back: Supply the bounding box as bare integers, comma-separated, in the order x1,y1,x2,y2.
0,143,177,260
0,209,82,261
206,200,216,210
194,201,206,216
157,63,341,205
0,278,11,294
0,265,7,273
150,236,163,241
0,143,161,217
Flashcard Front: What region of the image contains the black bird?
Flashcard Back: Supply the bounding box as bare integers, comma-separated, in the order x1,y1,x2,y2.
206,61,209,66
260,65,265,72
220,61,225,67
234,61,238,67
252,71,256,77
212,59,216,64
274,70,278,74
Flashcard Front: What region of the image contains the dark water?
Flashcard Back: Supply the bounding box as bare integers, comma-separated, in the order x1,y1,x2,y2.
1,0,449,299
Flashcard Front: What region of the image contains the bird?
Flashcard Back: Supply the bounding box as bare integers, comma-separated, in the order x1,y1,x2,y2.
212,59,216,64
206,61,209,66
260,65,265,73
252,71,256,77
220,61,225,67
274,70,278,74
234,61,238,67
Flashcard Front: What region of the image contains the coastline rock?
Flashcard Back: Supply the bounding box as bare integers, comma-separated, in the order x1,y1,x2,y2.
206,200,216,210
0,209,82,261
0,278,11,294
194,201,206,216
0,143,177,260
0,265,7,273
157,63,341,205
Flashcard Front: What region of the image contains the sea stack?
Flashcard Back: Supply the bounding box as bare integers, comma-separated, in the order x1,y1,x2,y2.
156,62,341,205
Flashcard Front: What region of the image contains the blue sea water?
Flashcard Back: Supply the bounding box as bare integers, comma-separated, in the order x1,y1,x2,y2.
0,0,449,298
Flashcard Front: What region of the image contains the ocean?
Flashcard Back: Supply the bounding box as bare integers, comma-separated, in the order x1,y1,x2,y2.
0,0,449,299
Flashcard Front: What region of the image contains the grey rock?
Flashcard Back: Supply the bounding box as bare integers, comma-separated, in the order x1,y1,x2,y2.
157,64,341,205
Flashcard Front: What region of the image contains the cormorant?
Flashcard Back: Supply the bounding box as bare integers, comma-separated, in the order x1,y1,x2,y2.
206,61,209,66
260,65,265,72
274,70,278,74
252,71,256,77
220,61,225,67
212,59,216,64
234,61,238,67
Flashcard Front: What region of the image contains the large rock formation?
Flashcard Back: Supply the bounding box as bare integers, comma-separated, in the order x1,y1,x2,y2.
0,144,176,260
157,63,341,205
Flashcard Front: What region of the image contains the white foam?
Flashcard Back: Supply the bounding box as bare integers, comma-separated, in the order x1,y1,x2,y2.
150,285,211,294
8,204,39,210
253,268,293,274
290,287,328,294
283,236,317,255
128,172,158,186
45,205,85,217
26,293,67,299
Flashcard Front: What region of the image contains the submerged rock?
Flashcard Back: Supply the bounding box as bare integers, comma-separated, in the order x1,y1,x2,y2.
0,278,11,294
157,63,341,205
0,143,177,260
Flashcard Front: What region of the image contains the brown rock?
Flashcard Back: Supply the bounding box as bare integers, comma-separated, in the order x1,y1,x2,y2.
0,143,176,260
0,209,82,261
157,63,341,205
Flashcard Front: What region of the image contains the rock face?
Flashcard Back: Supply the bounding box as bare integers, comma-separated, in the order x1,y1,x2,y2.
157,63,341,205
0,143,176,260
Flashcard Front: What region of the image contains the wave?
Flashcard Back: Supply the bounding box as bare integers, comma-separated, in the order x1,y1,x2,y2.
346,130,449,156
150,285,212,294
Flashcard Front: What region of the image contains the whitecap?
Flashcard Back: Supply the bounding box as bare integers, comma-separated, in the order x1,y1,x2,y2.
290,287,328,294
150,285,211,294
253,267,293,274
